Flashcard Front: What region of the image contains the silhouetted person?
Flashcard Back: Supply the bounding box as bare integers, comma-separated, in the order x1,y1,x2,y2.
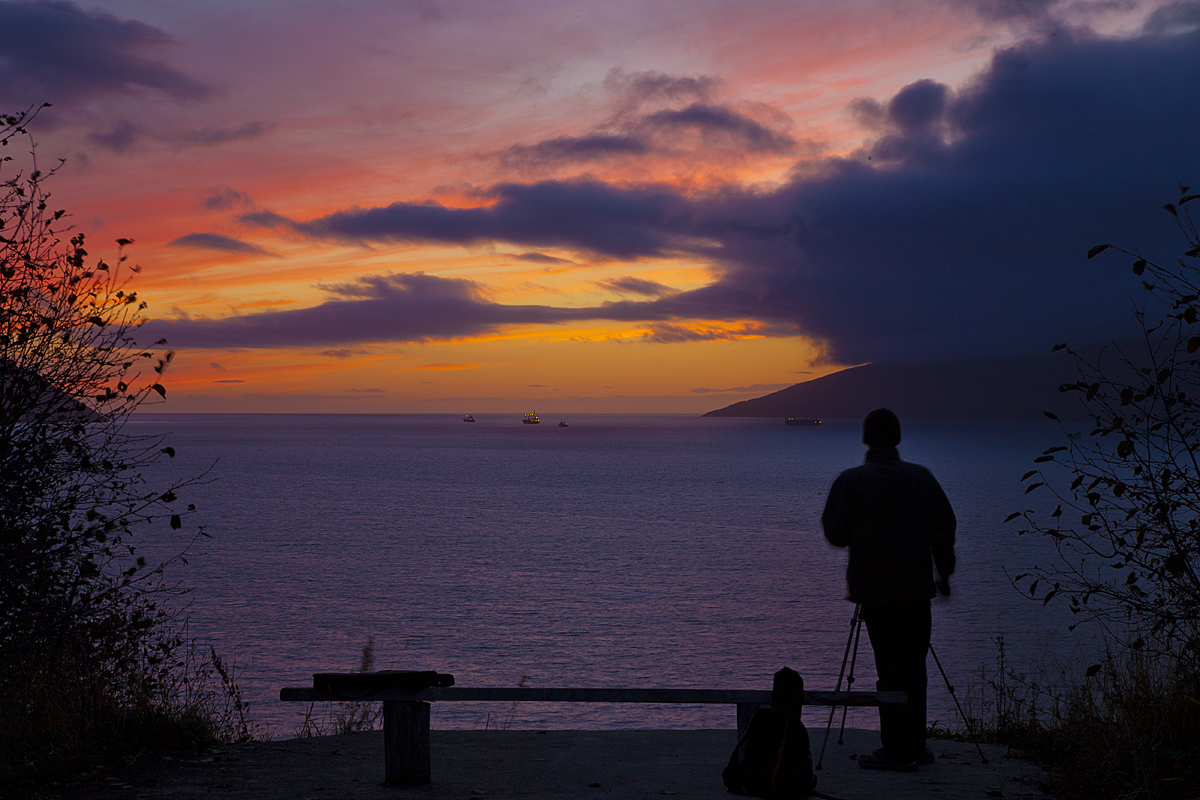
821,408,956,771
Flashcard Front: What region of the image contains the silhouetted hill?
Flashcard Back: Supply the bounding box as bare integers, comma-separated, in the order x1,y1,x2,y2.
704,354,1086,421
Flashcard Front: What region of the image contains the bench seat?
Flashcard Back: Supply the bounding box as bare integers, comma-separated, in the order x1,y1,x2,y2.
280,684,904,785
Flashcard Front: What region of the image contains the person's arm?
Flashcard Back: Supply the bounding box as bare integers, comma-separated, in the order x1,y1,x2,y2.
821,473,852,548
930,478,956,586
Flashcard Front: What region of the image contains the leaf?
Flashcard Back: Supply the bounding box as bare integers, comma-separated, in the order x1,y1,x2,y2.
161,490,176,502
1133,259,1147,276
1085,664,1102,678
1052,343,1068,352
1164,203,1178,217
1033,455,1056,463
1087,244,1111,259
1005,512,1021,523
160,446,176,458
170,514,182,530
116,237,134,246
1044,411,1059,421
1117,440,1134,458
1022,470,1039,481
151,383,166,398
1024,482,1045,494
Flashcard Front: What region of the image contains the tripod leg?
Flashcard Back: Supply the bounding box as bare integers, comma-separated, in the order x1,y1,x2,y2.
928,642,989,765
817,604,861,770
837,615,864,745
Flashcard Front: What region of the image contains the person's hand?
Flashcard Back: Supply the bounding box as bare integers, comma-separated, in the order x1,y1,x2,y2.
935,576,951,596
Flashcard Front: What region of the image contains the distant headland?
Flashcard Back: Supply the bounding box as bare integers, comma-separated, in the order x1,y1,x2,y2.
703,352,1088,421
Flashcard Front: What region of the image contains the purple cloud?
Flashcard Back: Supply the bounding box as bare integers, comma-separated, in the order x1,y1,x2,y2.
597,276,673,296
0,1,210,107
640,103,795,153
168,232,276,256
190,26,1200,363
245,180,690,259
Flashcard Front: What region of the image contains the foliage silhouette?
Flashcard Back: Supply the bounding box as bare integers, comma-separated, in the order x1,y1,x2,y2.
0,105,231,790
1011,186,1200,667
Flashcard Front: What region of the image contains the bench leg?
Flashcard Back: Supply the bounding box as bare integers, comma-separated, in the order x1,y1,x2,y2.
383,701,431,785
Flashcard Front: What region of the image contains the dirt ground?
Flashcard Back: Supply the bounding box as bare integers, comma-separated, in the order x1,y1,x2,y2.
46,728,1049,800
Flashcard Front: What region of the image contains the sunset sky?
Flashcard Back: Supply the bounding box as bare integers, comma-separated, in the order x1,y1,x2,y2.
3,0,1199,413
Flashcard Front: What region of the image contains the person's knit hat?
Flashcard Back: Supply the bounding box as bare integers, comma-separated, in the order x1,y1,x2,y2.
862,407,901,448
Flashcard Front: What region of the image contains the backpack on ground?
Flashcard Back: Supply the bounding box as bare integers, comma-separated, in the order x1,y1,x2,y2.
722,667,817,799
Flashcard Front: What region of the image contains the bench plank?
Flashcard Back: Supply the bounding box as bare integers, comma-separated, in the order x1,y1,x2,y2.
279,686,904,706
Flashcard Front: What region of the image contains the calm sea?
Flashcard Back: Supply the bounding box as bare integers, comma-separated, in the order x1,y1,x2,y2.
130,413,1088,736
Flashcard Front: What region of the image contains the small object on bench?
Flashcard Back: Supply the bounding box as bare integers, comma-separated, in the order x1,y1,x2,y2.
312,670,454,699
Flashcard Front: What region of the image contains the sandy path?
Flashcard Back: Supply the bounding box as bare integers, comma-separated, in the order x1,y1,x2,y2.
49,728,1048,800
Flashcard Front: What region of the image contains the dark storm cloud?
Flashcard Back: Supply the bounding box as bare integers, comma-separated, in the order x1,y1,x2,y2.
168,232,276,256
245,181,689,259
191,27,1200,362
0,1,210,107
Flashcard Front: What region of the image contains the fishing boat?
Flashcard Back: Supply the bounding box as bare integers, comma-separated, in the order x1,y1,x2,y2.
785,417,822,426
522,412,540,424
463,414,475,422
558,420,569,427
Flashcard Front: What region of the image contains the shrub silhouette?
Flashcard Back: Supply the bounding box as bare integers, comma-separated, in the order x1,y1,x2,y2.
0,105,230,790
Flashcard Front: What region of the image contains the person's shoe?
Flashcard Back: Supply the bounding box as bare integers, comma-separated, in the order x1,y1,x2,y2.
918,747,935,765
857,749,919,772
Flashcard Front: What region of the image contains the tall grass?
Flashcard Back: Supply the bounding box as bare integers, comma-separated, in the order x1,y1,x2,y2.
0,628,259,795
294,637,383,737
950,635,1200,800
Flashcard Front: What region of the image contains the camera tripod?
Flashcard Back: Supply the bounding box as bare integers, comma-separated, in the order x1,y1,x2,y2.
814,603,988,769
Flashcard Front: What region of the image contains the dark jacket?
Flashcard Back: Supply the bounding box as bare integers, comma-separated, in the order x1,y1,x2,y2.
821,447,957,604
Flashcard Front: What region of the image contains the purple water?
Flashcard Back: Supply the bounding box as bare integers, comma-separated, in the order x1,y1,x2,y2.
130,413,1085,736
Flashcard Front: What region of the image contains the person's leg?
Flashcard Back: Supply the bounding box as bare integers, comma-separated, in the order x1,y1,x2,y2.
865,602,931,764
902,602,932,760
863,603,911,762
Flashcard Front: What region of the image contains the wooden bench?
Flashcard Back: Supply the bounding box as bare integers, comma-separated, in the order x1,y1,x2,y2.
279,683,906,785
